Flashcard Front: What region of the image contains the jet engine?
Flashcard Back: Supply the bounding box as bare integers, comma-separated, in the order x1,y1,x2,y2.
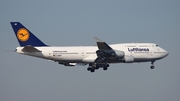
58,62,77,66
123,55,134,63
114,50,125,58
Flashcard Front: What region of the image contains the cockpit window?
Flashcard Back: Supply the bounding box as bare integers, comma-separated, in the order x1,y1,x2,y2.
156,45,159,47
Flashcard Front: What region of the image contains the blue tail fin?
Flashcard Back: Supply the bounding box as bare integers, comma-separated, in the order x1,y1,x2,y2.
10,22,47,46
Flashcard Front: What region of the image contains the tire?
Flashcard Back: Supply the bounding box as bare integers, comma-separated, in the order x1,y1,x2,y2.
90,69,95,72
150,66,155,69
87,68,91,71
103,67,108,70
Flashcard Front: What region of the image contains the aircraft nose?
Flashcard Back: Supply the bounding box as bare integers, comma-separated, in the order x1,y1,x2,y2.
163,50,169,58
165,51,169,57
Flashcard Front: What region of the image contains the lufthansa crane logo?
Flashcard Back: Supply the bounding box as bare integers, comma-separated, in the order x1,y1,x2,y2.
17,28,30,42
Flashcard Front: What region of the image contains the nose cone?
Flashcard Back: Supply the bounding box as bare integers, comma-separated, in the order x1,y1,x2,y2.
162,50,169,58
165,51,169,57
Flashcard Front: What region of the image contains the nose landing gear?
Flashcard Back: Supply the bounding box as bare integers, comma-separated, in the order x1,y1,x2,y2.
150,61,155,69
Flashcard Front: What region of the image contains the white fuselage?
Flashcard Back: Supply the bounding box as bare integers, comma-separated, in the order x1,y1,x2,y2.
16,43,168,64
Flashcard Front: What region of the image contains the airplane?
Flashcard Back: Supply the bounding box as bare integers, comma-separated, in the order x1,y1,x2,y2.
10,22,169,72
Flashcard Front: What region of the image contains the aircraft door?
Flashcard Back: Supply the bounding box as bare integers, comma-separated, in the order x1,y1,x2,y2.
48,51,52,58
82,50,85,57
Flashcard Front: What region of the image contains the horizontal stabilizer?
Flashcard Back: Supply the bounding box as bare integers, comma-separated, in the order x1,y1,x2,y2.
22,45,41,52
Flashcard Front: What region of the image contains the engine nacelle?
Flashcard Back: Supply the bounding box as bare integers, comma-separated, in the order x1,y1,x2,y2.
123,55,134,63
114,50,125,58
59,62,76,66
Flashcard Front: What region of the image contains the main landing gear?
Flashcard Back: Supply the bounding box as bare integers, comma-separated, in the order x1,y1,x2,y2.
87,63,109,73
150,61,155,69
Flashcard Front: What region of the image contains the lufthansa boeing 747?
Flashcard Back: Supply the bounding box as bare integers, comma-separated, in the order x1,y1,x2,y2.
10,22,168,72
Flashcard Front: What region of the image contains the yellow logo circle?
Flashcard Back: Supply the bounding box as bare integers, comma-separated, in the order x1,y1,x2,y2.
17,28,30,42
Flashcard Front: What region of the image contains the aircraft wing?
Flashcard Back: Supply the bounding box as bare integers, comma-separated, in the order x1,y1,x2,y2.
94,37,115,63
94,37,125,63
94,37,113,50
22,45,42,52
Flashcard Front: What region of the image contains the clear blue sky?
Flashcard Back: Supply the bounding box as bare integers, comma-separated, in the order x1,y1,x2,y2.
0,0,180,101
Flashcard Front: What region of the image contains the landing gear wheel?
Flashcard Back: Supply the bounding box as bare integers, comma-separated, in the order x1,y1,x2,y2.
90,68,95,72
150,66,155,69
87,67,91,71
103,67,108,70
150,61,155,69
